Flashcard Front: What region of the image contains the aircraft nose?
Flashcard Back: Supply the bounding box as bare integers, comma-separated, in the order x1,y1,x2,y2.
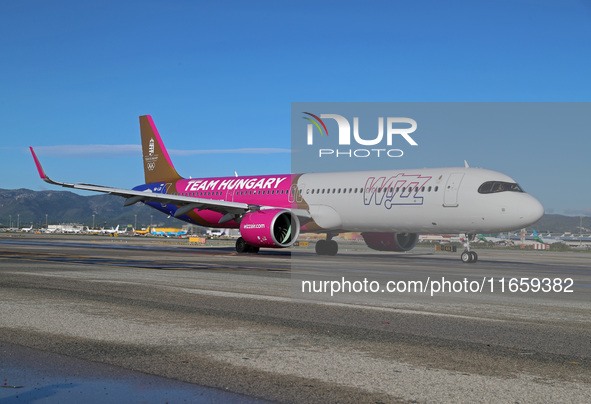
520,195,544,226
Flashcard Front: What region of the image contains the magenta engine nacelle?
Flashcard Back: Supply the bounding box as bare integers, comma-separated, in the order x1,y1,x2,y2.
240,209,300,248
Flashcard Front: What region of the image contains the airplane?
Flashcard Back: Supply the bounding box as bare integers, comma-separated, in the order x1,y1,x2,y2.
149,227,188,237
117,226,130,235
476,234,506,243
103,225,120,235
88,225,119,235
30,115,545,263
532,230,565,245
133,227,151,235
207,229,226,237
20,225,34,232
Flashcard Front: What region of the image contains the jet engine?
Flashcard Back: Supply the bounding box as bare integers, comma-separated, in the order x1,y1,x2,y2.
361,232,419,252
240,209,300,248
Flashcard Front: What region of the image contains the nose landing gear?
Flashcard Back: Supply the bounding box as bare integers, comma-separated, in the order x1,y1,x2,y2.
461,250,478,263
460,234,478,263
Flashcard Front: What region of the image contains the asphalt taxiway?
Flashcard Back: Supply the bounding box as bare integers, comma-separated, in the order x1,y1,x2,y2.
0,234,590,403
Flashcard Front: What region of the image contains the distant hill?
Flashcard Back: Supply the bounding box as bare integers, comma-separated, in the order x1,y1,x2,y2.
531,213,590,234
0,188,589,233
0,188,179,228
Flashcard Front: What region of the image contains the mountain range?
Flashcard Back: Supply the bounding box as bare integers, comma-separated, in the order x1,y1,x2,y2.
0,188,589,233
0,188,178,229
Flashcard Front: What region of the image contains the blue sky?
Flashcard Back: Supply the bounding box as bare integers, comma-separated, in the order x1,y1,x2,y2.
1,0,590,215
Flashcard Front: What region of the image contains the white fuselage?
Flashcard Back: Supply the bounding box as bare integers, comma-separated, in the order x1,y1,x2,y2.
296,167,543,234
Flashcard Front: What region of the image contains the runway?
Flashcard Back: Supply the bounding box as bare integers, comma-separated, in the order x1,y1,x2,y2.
1,234,590,403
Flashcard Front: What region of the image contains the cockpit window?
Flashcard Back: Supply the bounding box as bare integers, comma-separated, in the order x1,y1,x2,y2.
478,181,524,194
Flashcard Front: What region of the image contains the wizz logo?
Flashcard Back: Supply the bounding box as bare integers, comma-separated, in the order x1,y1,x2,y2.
363,174,431,208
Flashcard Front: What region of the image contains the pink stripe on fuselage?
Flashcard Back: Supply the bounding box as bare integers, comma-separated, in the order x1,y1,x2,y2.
146,115,175,169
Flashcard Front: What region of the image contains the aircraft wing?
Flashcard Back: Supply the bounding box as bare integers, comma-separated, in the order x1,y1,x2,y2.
30,147,311,222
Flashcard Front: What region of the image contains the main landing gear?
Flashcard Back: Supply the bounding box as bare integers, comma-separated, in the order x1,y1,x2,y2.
235,237,260,254
315,233,338,256
460,234,478,263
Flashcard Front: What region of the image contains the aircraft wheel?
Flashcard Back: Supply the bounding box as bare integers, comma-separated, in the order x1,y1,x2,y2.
315,240,327,255
461,251,473,263
236,237,249,253
315,240,338,256
470,251,478,263
327,240,339,256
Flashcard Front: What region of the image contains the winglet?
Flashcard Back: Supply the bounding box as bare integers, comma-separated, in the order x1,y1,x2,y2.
30,147,49,181
29,147,73,187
